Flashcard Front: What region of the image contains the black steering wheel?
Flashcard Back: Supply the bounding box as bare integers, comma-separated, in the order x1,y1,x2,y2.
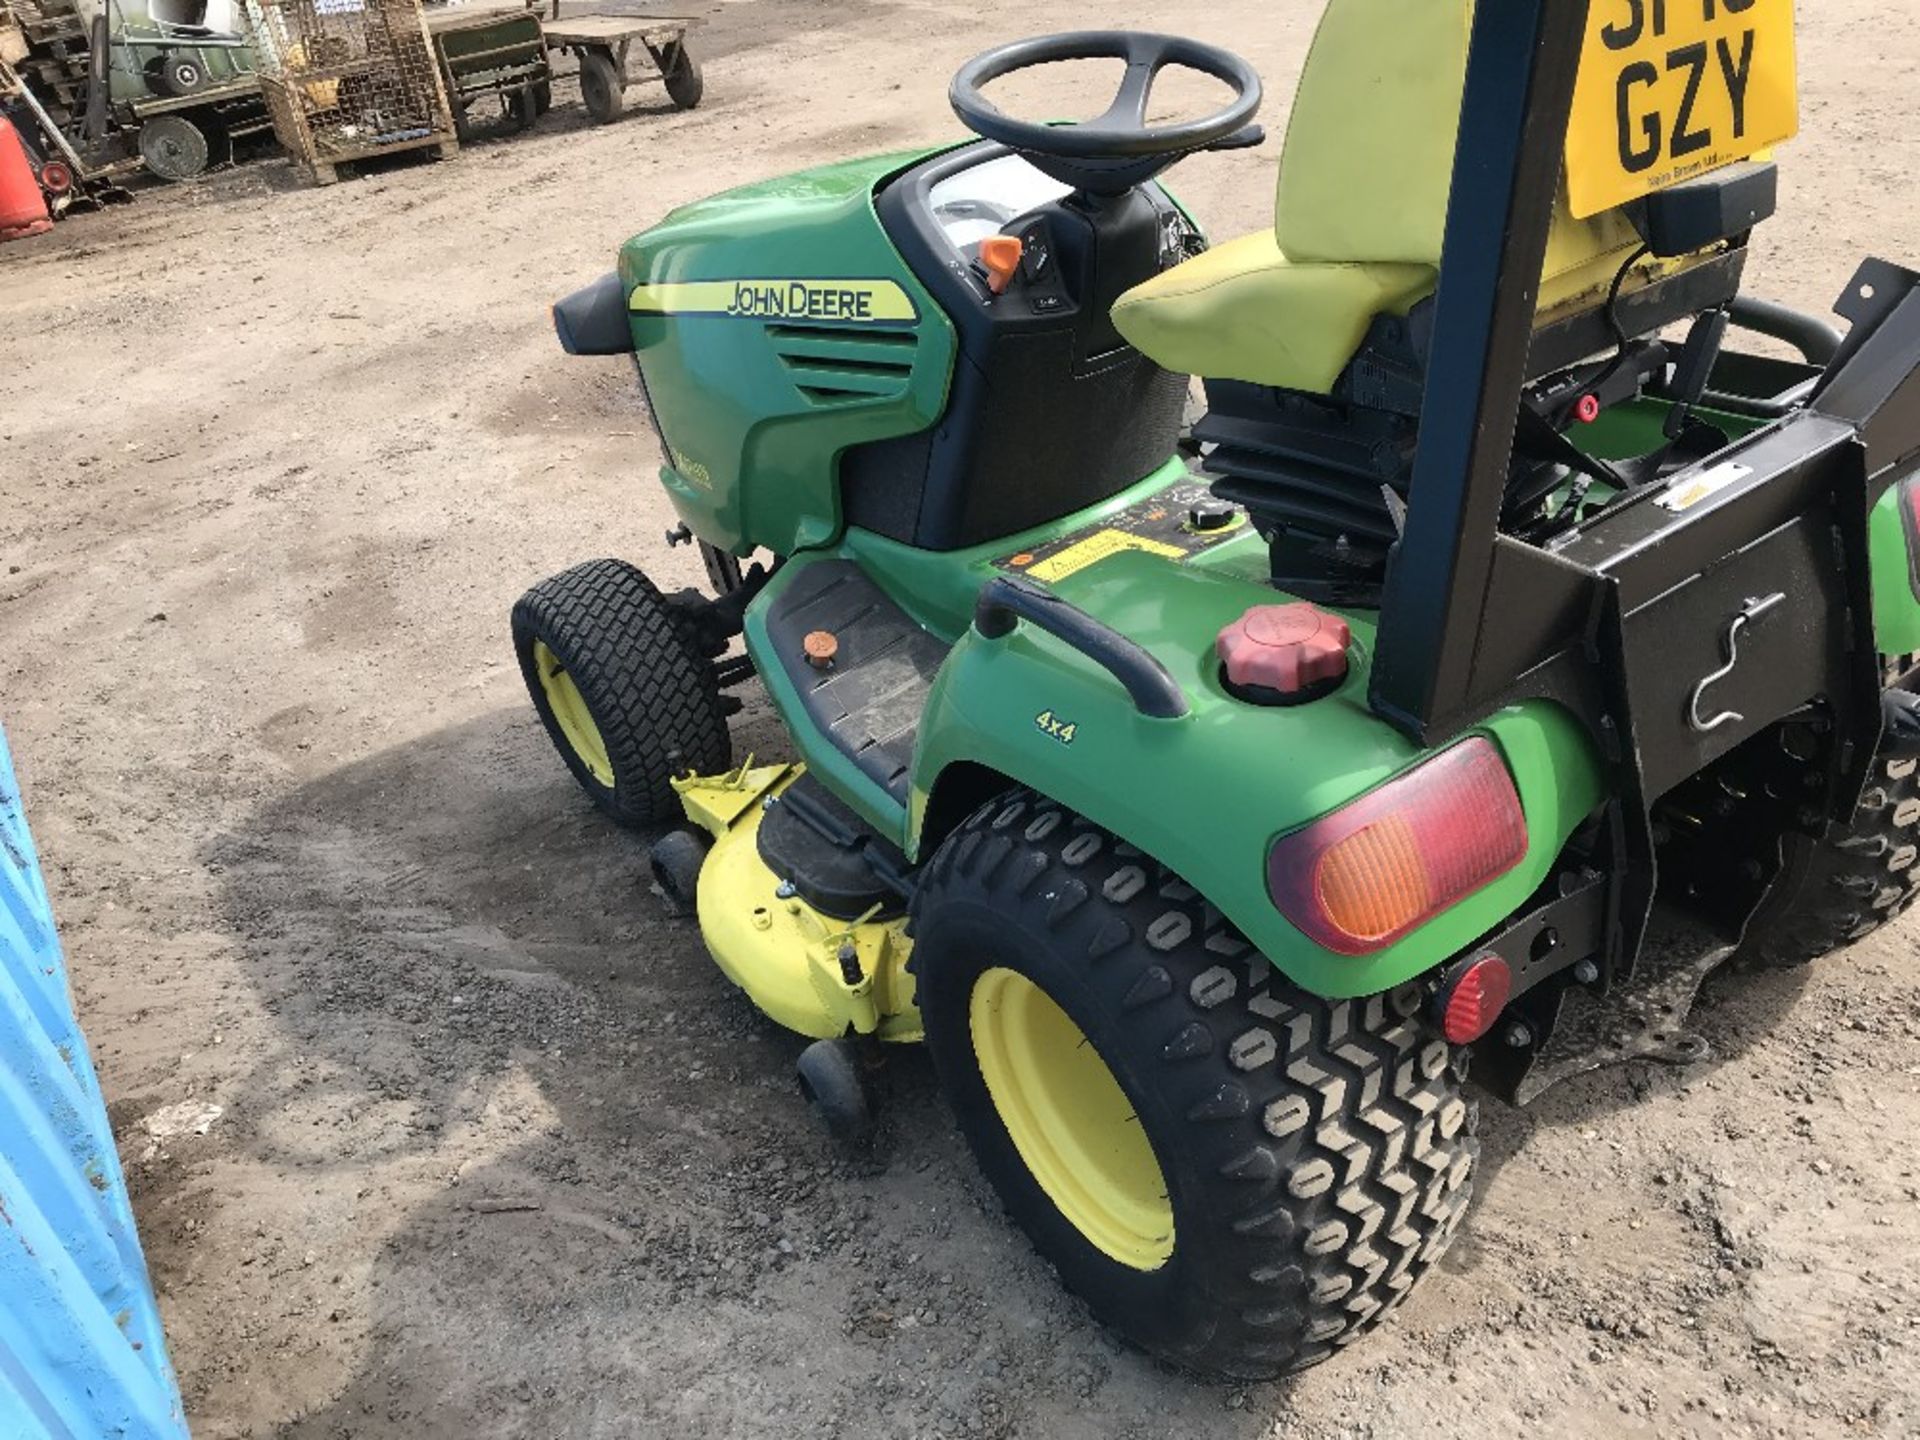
950,32,1263,197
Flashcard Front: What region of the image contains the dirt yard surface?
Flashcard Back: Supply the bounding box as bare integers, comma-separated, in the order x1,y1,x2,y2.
5,1,1920,1435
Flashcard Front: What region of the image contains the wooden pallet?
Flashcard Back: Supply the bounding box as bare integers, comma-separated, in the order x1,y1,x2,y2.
303,130,456,185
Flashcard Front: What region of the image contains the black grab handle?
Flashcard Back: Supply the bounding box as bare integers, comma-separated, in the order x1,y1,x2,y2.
973,575,1189,720
1728,295,1845,367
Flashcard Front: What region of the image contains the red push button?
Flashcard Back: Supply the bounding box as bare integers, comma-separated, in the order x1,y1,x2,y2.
1217,603,1351,697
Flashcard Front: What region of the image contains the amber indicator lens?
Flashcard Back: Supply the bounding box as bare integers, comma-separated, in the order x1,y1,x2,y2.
1267,738,1528,956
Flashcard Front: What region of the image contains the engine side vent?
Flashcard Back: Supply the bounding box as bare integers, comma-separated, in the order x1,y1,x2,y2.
767,323,918,406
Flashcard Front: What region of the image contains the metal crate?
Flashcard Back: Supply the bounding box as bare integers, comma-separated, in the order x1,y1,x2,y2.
241,0,455,183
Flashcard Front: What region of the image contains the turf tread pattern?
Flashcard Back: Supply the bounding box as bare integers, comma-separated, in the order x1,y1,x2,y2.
510,558,731,828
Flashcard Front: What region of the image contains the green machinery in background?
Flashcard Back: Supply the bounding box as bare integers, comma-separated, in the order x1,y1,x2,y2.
0,0,266,182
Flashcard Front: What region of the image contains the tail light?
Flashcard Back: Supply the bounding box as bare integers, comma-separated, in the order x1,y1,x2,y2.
1267,737,1528,956
1437,953,1513,1044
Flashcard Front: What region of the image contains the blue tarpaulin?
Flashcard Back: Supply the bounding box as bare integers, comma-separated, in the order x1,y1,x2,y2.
0,725,189,1439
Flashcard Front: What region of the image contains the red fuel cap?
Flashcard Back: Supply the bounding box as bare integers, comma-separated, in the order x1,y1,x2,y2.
1217,603,1351,698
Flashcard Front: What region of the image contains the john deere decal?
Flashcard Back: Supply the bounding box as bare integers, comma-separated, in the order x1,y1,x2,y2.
629,279,919,325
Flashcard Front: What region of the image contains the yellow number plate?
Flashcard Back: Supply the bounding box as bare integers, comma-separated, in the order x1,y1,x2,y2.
1566,0,1798,219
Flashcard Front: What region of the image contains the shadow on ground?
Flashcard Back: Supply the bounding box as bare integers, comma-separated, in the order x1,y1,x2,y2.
201,705,1267,1437
197,698,1823,1437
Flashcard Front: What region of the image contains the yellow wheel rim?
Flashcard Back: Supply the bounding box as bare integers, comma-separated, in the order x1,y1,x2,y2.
969,967,1174,1271
533,639,614,788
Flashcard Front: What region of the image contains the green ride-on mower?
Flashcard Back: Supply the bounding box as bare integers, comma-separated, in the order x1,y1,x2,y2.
512,0,1920,1378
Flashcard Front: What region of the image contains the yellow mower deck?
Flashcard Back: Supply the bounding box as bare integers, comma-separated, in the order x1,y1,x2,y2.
675,762,920,1042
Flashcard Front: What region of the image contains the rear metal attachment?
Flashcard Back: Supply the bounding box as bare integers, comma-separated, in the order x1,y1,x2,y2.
1687,592,1786,734
1510,913,1730,1103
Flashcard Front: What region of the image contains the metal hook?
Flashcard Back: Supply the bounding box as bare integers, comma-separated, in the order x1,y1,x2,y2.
1687,592,1786,734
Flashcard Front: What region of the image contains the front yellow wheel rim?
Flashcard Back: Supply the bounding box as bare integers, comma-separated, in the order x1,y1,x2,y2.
533,640,613,788
970,967,1174,1271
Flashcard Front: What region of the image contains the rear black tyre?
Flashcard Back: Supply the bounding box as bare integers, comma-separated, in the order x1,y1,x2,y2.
662,48,703,109
579,50,624,124
511,559,731,829
504,80,551,128
139,114,211,181
146,53,205,98
911,791,1477,1379
1736,749,1920,969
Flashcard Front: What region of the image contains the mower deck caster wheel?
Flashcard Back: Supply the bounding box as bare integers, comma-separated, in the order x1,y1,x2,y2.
796,1039,873,1147
648,827,708,917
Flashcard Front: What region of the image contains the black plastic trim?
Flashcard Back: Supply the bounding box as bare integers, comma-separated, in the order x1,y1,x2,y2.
973,574,1188,719
1728,295,1844,367
553,272,634,356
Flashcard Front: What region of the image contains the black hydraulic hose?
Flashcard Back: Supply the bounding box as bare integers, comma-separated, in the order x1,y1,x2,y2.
1726,296,1845,367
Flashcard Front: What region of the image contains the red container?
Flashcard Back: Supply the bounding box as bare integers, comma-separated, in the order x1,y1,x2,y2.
0,117,53,242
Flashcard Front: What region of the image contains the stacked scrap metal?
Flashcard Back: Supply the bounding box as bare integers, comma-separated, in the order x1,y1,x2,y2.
1,0,271,186
1,0,88,129
241,0,455,185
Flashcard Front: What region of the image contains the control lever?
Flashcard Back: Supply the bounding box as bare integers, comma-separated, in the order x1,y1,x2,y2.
1664,306,1731,440
979,235,1024,297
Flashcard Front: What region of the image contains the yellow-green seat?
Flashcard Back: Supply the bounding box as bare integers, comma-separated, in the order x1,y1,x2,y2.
1112,236,1438,397
1112,0,1660,396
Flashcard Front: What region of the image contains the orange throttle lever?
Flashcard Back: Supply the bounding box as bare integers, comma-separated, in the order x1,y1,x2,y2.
979,235,1024,297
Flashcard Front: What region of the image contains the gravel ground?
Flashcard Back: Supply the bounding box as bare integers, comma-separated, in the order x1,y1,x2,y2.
4,1,1920,1436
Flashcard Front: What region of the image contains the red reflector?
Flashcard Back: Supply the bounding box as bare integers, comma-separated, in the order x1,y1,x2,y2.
1441,954,1512,1044
1267,737,1528,956
1573,393,1602,424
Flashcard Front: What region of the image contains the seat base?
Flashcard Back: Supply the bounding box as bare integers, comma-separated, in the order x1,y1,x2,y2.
1111,232,1435,396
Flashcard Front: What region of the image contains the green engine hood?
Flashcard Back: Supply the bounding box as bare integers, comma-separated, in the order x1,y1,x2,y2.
618,148,964,556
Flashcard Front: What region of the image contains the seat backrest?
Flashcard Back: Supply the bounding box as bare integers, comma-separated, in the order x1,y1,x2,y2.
1275,0,1472,267
1274,0,1667,321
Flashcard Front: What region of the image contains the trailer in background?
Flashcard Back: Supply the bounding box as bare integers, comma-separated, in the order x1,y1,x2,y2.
423,1,546,140
538,9,697,124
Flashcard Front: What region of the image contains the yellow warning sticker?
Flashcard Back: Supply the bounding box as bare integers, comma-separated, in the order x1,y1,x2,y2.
1658,461,1752,513
1024,530,1187,584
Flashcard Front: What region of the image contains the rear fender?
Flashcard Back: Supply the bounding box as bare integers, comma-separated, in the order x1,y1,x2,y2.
908,583,1605,1001
1870,477,1920,657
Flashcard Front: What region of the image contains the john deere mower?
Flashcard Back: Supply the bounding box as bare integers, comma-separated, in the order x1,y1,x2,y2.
512,0,1920,1377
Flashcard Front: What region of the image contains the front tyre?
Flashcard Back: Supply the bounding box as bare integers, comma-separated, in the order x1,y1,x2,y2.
911,791,1477,1379
511,558,731,828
